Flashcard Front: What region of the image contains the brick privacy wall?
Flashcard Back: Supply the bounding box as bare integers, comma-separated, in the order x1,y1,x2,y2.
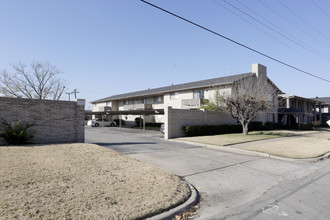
164,107,237,139
0,97,85,145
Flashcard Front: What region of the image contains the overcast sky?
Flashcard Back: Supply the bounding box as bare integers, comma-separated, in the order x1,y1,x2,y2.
1,0,329,109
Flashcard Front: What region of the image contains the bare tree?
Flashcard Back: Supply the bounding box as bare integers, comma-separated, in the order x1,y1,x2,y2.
217,76,278,135
0,62,66,100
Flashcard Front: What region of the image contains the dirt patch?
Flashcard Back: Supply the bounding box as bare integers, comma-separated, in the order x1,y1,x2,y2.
0,143,190,219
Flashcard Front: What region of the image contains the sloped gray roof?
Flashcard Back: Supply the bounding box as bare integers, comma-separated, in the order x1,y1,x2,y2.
92,72,254,103
312,97,330,104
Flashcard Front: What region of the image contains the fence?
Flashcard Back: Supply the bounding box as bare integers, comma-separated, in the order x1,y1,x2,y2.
164,106,237,139
0,97,85,145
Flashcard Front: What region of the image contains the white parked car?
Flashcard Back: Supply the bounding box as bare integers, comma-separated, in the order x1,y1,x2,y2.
87,118,116,127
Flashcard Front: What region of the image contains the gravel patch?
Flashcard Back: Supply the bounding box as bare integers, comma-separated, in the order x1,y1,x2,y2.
0,143,190,219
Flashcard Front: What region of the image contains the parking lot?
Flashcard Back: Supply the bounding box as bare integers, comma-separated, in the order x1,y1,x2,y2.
85,126,330,219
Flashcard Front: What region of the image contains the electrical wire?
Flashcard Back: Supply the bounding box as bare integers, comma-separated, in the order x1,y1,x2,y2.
140,0,330,83
211,0,330,73
222,0,330,61
277,0,330,42
311,0,330,22
257,0,330,49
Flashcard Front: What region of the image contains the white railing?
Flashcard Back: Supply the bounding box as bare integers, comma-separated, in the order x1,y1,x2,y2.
123,104,152,110
182,99,202,108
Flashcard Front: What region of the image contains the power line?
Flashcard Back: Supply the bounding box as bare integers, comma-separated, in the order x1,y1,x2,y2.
211,0,330,73
311,0,330,22
257,0,330,49
233,0,330,56
277,0,330,42
140,0,330,83
222,0,330,61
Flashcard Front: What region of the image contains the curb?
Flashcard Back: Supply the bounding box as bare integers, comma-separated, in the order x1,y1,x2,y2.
147,182,199,220
171,139,330,163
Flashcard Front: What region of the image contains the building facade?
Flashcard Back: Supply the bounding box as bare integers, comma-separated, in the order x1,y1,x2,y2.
91,63,283,125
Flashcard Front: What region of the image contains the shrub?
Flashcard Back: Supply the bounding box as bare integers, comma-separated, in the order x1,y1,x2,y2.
114,119,125,126
0,118,36,145
264,122,282,130
300,123,313,130
184,124,242,137
145,122,162,127
248,121,263,131
312,121,321,128
320,122,329,128
184,121,266,137
135,117,143,126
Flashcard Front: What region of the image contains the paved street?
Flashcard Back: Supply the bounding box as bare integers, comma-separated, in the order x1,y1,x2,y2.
85,127,330,220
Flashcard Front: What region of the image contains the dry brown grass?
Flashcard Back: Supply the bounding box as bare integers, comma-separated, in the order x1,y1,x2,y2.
244,131,330,159
177,130,330,159
0,143,190,219
177,131,295,146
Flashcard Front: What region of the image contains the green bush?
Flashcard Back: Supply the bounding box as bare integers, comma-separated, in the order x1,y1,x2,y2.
320,122,329,128
264,122,281,130
135,117,143,126
312,121,321,128
300,123,313,130
114,119,125,126
0,118,36,145
248,121,264,131
184,124,242,137
184,121,266,137
145,122,162,127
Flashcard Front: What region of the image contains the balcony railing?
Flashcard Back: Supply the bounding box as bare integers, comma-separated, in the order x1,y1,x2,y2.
123,103,152,110
98,106,111,112
182,99,206,109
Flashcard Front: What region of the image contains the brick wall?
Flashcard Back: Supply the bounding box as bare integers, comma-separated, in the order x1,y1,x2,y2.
164,106,237,139
0,97,85,145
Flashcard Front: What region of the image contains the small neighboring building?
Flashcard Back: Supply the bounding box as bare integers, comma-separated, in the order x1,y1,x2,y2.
277,94,322,126
312,97,330,123
91,63,281,124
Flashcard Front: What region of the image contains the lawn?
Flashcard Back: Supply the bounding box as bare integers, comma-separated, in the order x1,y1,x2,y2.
0,143,190,219
176,130,330,159
177,131,295,146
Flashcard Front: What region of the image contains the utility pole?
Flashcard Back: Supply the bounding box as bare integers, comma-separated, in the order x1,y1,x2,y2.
72,89,79,99
66,92,72,101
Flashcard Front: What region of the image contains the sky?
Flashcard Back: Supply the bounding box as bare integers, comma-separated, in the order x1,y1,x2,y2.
0,0,329,110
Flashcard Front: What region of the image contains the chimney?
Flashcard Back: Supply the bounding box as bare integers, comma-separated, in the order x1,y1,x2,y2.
252,63,267,81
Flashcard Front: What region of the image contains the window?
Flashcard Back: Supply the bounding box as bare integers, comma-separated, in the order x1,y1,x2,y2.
124,100,129,105
267,113,275,123
106,101,111,107
193,90,204,99
154,96,163,103
170,92,179,100
133,100,139,104
298,101,303,110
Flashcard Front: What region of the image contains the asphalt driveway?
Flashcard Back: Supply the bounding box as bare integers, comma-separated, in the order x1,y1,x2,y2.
85,127,330,219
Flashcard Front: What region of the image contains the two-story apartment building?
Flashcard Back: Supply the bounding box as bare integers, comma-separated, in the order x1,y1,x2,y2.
313,97,330,123
278,94,322,126
91,63,282,124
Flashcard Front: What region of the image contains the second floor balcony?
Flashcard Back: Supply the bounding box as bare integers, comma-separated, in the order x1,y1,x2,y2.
182,99,207,109
124,103,152,110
